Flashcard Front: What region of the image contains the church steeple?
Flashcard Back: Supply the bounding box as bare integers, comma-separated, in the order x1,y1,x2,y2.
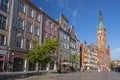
98,10,105,29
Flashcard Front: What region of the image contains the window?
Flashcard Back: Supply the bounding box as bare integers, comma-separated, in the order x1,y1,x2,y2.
34,27,39,36
60,41,64,48
18,18,24,29
0,0,8,12
67,36,69,41
63,26,67,31
16,38,23,48
26,39,30,50
60,32,63,38
54,25,57,31
27,23,32,33
0,35,5,45
19,2,25,13
0,14,7,30
64,34,66,40
66,44,69,49
43,19,46,27
28,8,33,17
35,13,39,21
49,22,52,29
43,32,46,39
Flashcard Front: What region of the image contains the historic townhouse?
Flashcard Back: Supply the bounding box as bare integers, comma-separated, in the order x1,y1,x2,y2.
68,26,80,69
5,0,43,72
58,14,70,69
0,0,13,72
41,12,59,71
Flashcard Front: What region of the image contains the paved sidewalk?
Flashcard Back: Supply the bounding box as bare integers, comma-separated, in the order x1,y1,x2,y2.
0,70,58,80
15,71,120,80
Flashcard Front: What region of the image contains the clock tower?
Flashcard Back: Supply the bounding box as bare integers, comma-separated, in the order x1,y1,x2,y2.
96,10,106,49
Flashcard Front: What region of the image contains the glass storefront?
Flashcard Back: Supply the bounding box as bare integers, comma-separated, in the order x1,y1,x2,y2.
28,62,36,71
13,57,24,71
50,62,54,70
41,63,46,70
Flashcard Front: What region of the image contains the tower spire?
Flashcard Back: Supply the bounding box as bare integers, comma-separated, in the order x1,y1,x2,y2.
98,10,105,29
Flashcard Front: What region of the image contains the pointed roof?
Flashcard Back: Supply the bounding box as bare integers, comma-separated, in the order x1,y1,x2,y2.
97,10,105,29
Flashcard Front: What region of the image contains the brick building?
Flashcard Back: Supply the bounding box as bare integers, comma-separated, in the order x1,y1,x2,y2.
80,10,111,71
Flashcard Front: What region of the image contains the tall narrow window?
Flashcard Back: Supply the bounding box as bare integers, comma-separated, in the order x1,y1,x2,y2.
43,19,46,27
43,32,46,39
18,18,24,29
0,35,5,45
54,25,57,31
16,38,22,48
27,23,32,33
19,2,25,13
26,39,30,50
60,32,63,38
0,0,8,12
49,22,52,29
34,27,39,36
0,14,7,30
28,8,33,17
35,13,39,22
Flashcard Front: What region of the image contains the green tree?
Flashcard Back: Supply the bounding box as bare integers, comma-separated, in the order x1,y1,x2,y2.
26,38,58,72
69,53,79,68
110,62,116,68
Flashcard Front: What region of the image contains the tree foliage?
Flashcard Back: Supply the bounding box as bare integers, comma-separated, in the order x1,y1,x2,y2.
110,62,116,68
70,53,79,64
26,38,58,64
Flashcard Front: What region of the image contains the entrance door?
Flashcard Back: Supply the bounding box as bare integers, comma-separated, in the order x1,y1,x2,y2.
0,61,3,72
13,57,24,71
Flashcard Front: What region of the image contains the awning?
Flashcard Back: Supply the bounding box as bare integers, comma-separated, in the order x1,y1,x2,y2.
61,62,70,65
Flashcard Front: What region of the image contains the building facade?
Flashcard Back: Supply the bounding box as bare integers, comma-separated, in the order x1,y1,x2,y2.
80,42,98,70
58,14,70,69
0,0,13,72
69,26,80,69
80,11,110,71
0,0,80,72
96,10,110,70
9,0,44,72
42,12,59,71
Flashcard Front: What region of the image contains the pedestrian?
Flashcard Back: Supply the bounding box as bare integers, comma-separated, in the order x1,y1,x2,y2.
87,67,90,72
8,65,12,72
98,68,100,72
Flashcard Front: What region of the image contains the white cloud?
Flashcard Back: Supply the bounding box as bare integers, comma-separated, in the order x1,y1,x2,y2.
111,48,120,60
73,10,78,17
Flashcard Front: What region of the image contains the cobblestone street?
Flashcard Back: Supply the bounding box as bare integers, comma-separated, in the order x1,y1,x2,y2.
16,71,120,80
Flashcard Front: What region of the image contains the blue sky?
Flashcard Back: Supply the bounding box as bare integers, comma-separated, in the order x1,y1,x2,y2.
31,0,120,60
